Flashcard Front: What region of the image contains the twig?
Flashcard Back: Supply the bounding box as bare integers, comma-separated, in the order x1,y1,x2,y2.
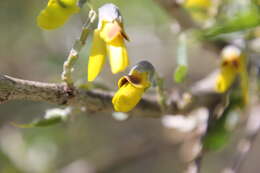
61,10,96,87
155,73,167,112
222,106,260,173
183,101,225,173
0,74,159,117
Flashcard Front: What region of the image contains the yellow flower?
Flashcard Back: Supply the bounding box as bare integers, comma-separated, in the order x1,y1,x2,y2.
88,3,129,82
37,0,80,30
184,0,212,20
215,59,239,93
215,46,248,104
112,61,155,112
215,46,241,93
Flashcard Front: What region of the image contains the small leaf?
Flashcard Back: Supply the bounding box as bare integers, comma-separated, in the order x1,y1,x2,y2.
203,128,230,151
174,33,188,83
174,65,188,83
11,116,63,128
203,91,242,151
202,110,230,151
11,107,72,128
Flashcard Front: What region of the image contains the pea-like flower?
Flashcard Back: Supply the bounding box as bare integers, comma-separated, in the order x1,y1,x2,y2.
215,46,243,93
37,0,80,30
88,3,129,82
112,61,155,112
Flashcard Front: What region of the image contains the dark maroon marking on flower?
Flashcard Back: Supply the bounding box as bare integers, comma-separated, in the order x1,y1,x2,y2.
120,30,129,41
118,75,141,88
128,75,141,85
232,59,240,69
114,20,129,41
222,60,228,67
222,59,240,69
118,77,128,88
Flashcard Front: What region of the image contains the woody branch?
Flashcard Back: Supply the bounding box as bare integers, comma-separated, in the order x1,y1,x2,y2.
0,73,222,118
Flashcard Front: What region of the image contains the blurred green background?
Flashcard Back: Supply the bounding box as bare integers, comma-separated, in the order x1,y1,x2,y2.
1,0,260,173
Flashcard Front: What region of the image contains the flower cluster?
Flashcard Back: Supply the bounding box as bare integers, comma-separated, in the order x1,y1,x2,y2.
37,1,251,113
37,2,154,112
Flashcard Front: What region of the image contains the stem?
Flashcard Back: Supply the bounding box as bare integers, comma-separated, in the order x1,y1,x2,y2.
155,73,167,112
61,10,96,87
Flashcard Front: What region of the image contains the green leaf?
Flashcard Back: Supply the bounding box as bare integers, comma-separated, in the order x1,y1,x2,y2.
12,116,63,128
203,91,243,151
202,116,230,151
174,65,188,83
12,107,71,128
202,4,260,39
203,128,230,151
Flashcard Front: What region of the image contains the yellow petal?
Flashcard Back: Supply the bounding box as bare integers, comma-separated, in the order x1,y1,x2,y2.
112,83,144,112
37,0,79,30
60,0,78,7
37,8,69,30
88,29,107,81
184,0,211,9
107,36,129,74
215,67,237,93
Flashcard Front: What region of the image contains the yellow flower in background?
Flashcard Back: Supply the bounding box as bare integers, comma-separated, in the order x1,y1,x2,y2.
37,0,80,30
215,46,240,93
88,3,129,82
215,45,249,104
215,65,237,93
112,61,155,112
183,0,212,20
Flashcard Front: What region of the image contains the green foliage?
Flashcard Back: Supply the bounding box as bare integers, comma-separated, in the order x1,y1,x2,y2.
203,112,231,151
203,6,260,39
203,90,244,151
12,116,63,128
